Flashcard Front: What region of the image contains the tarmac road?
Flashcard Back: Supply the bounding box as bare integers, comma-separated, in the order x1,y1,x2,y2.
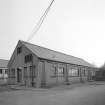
0,83,105,105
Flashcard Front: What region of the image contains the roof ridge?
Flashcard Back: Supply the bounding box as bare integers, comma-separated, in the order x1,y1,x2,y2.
20,40,83,60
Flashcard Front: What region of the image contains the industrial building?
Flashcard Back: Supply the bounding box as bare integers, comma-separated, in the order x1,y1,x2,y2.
8,40,96,87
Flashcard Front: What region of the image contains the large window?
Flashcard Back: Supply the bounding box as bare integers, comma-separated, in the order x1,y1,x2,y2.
83,69,86,76
5,69,8,74
51,65,65,77
58,67,64,76
30,66,36,78
51,66,57,77
81,68,86,76
24,54,33,63
17,47,22,55
69,68,79,77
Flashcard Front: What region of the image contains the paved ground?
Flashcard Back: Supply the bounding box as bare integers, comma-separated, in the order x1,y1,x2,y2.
0,82,105,105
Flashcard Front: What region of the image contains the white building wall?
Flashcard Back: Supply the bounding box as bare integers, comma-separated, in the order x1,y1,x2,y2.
0,68,8,84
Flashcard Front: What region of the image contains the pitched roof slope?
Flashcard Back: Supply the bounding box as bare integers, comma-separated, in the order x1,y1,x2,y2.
0,59,8,68
21,40,94,68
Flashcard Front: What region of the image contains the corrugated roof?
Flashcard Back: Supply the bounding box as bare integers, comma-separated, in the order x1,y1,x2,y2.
21,40,94,68
0,59,8,68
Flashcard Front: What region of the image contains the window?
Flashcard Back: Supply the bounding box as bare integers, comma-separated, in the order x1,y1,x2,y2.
69,68,78,76
78,69,80,76
24,54,33,63
5,69,8,74
83,69,86,76
17,47,22,54
81,68,86,76
51,65,57,77
30,66,36,78
51,65,65,77
0,69,2,74
58,67,64,76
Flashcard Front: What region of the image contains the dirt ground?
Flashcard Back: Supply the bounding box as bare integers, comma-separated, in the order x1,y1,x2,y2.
0,82,105,105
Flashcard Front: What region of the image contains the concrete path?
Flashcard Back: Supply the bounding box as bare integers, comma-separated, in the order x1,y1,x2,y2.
0,82,105,105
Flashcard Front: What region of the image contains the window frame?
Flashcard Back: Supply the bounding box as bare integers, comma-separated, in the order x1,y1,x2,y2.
68,68,79,77
57,66,65,77
24,54,33,63
17,47,22,55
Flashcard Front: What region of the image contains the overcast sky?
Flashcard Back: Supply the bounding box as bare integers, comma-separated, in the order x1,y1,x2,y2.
0,0,105,67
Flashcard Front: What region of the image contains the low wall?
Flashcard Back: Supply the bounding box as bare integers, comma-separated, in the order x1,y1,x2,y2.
0,78,8,85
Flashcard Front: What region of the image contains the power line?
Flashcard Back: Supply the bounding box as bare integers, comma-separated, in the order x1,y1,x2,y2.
27,0,55,42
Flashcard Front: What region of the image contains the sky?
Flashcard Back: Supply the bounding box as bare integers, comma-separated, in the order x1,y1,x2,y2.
0,0,105,67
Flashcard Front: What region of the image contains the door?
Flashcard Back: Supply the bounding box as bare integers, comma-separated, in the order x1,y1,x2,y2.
17,68,22,82
30,66,36,87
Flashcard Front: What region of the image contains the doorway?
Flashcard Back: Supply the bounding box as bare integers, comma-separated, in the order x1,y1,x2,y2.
30,66,36,87
17,68,22,82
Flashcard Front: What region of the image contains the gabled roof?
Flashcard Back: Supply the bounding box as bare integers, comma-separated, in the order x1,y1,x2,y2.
0,59,8,68
21,40,94,68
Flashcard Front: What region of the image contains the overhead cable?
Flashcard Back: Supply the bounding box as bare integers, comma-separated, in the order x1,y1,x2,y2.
27,0,55,41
